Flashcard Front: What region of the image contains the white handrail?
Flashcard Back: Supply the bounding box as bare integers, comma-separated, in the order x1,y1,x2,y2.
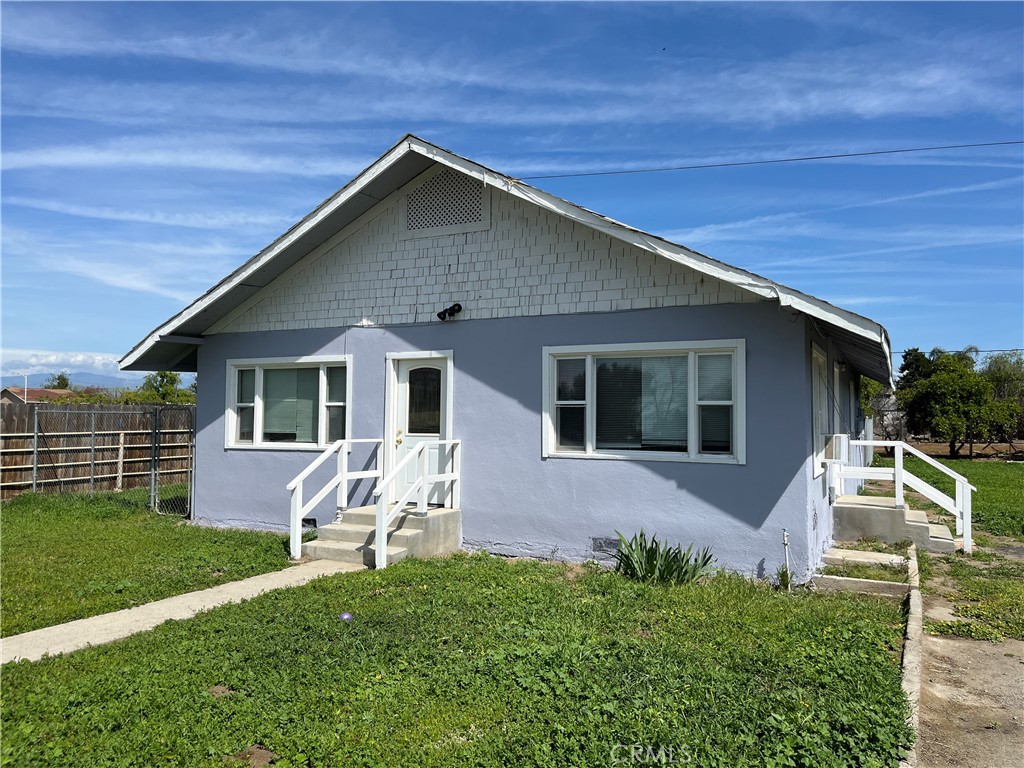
849,440,975,489
373,439,461,569
287,439,384,559
837,438,974,553
286,440,344,492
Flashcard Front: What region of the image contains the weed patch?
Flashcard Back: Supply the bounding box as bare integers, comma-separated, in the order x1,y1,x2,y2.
0,493,292,636
0,554,912,767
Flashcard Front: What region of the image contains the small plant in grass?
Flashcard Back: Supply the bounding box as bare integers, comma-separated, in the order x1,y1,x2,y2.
614,530,715,585
925,619,1004,642
775,564,792,591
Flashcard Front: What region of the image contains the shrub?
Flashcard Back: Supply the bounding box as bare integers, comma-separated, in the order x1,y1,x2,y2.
614,529,715,585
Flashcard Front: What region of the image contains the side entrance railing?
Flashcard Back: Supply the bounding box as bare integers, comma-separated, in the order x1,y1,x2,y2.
828,435,976,553
286,438,461,564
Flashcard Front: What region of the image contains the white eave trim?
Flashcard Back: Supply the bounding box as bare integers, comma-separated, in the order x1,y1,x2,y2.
122,134,891,373
120,136,416,369
407,137,889,347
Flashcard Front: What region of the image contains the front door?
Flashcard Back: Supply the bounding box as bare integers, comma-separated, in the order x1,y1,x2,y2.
391,355,451,505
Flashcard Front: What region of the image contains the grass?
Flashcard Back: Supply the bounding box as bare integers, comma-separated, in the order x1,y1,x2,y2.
920,551,1024,642
821,562,908,583
0,492,294,637
873,455,1023,539
835,539,911,556
0,554,913,768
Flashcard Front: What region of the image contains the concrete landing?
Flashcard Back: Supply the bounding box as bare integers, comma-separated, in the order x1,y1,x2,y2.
823,547,908,567
302,506,461,567
833,495,956,553
1,560,361,665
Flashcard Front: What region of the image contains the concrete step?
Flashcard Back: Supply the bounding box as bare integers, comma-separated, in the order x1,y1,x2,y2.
905,509,930,525
927,523,956,552
337,505,460,531
823,547,907,567
301,539,410,567
316,522,422,547
833,495,959,554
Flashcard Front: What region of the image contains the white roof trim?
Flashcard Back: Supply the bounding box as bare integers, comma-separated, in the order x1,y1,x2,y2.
122,135,891,378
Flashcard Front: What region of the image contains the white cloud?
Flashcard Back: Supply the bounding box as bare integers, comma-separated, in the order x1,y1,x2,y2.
2,227,246,303
0,348,124,377
4,197,294,230
2,138,370,177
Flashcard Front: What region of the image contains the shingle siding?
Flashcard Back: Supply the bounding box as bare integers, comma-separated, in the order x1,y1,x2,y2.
210,181,757,335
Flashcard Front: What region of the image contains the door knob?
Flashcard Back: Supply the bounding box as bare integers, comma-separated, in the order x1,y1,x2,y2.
396,438,403,445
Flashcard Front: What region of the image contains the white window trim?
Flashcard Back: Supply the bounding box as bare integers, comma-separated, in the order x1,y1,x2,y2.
811,344,828,477
224,354,353,451
541,339,746,465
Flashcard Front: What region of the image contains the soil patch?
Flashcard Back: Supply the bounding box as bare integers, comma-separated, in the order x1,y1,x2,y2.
917,628,1024,768
208,685,235,698
227,744,279,767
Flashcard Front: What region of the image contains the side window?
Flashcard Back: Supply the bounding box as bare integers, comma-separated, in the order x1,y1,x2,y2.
227,358,351,448
544,340,744,463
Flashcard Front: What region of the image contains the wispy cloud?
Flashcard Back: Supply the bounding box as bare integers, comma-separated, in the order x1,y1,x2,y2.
2,137,370,177
4,197,294,230
663,177,1024,245
3,4,1020,129
2,227,246,303
0,348,125,377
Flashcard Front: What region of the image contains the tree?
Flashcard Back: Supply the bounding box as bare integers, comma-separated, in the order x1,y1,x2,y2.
897,354,997,456
897,348,933,389
896,349,934,434
42,371,71,389
980,351,1024,443
128,371,196,404
860,376,903,441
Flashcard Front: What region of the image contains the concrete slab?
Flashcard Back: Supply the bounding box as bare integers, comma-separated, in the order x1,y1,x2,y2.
824,547,908,567
1,560,362,665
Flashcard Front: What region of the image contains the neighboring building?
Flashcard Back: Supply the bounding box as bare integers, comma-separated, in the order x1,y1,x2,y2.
0,387,75,405
122,135,893,579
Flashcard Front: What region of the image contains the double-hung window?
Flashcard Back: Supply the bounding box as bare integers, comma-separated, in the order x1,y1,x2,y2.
543,340,745,463
226,355,352,449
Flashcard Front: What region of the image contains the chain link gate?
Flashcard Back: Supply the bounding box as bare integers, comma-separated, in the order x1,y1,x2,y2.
9,404,196,517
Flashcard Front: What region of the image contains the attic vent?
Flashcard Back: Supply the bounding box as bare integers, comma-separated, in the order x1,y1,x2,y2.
406,168,484,231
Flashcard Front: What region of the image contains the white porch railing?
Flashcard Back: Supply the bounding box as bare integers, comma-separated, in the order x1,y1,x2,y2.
285,438,462,564
828,435,976,553
372,440,461,569
285,439,384,559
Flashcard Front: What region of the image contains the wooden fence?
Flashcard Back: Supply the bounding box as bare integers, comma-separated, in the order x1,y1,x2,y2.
0,404,195,512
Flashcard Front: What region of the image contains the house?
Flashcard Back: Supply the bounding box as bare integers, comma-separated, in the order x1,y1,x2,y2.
122,134,906,579
0,387,75,405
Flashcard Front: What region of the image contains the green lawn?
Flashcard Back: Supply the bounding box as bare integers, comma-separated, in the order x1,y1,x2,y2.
0,492,293,636
873,455,1023,538
0,555,912,768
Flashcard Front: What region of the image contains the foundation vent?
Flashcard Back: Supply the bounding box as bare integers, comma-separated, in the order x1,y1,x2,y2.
406,168,484,231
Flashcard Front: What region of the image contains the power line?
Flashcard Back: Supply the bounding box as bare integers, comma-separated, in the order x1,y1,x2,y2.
519,140,1024,181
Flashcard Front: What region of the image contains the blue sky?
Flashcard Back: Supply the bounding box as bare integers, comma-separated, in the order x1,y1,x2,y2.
2,1,1022,382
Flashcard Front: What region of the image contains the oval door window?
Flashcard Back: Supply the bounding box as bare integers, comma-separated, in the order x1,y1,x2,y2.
407,367,441,434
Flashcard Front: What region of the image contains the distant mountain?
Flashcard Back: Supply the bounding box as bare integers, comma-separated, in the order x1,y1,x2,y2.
1,372,196,389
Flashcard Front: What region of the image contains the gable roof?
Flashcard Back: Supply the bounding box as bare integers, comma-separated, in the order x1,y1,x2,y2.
1,387,75,403
121,134,893,385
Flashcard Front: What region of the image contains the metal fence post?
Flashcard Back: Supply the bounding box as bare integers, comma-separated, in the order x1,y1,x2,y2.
89,411,97,497
149,408,158,512
31,408,39,493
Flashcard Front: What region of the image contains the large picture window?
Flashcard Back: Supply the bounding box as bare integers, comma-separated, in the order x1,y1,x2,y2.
226,356,351,449
543,340,745,463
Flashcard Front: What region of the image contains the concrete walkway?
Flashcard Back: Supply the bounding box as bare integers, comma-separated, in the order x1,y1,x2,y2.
1,560,361,664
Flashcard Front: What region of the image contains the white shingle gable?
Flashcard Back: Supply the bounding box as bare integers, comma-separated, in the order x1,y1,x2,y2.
208,176,757,335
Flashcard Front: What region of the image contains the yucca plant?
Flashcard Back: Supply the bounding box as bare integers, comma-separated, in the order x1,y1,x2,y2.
614,529,716,585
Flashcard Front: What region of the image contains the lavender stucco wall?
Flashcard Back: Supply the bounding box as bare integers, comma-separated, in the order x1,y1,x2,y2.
195,301,824,578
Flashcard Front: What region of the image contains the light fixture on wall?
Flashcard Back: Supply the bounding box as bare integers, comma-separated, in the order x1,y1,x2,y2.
436,303,463,321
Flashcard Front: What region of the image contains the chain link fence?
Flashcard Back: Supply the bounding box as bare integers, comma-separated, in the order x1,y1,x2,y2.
0,404,195,516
